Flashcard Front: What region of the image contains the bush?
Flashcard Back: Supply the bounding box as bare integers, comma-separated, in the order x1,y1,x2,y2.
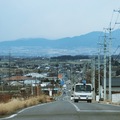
0,95,52,116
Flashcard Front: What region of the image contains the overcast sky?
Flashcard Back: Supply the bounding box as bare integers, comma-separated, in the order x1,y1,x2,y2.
0,0,120,41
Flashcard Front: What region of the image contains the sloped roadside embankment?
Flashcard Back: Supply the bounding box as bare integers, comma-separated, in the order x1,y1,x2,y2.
0,95,53,117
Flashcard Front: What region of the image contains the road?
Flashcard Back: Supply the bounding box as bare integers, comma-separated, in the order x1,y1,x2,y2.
1,95,120,120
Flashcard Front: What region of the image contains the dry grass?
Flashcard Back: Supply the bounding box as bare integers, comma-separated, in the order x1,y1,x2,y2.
0,95,52,116
98,100,120,106
111,102,120,106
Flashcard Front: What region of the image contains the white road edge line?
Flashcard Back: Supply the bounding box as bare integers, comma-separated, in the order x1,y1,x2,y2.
0,114,17,120
0,102,54,120
68,101,80,112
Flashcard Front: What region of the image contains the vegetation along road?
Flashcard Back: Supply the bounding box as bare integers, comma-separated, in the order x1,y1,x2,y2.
1,95,120,120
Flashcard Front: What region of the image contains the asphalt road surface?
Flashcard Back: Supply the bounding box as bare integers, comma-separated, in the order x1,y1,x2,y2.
1,95,120,120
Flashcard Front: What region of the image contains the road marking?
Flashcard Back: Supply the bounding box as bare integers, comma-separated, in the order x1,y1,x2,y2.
68,101,120,113
78,110,120,113
0,102,54,120
0,114,17,120
18,102,54,114
68,101,80,112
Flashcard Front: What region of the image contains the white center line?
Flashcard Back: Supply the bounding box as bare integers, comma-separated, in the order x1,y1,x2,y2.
69,101,80,112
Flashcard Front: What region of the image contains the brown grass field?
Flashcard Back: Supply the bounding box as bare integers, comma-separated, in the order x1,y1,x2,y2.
0,95,53,116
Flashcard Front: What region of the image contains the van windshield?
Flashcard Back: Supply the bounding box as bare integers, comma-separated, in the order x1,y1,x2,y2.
75,85,91,92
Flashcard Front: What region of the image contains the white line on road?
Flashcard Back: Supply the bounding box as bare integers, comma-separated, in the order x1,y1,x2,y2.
0,114,17,120
0,102,54,120
77,110,120,113
68,101,80,112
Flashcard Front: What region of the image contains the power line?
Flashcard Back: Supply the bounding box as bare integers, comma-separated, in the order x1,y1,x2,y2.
114,9,120,29
109,10,115,29
113,45,120,55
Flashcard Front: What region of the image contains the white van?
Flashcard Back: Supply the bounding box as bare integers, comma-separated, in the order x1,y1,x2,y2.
72,83,93,103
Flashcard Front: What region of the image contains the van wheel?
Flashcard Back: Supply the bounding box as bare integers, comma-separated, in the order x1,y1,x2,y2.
87,100,92,103
74,99,78,103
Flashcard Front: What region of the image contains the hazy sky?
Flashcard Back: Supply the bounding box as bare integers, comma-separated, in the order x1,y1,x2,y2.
0,0,120,41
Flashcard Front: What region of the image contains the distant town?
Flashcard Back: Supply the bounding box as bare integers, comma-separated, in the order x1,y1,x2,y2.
0,55,120,103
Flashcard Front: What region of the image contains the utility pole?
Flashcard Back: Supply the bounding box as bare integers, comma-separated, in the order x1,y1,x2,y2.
108,25,112,101
108,8,120,100
8,50,11,92
98,42,101,100
103,31,107,101
83,62,87,80
92,56,95,101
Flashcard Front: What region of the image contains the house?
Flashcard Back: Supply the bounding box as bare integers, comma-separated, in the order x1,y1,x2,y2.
106,77,120,93
4,76,32,81
101,77,120,93
24,73,47,78
3,76,39,86
101,77,120,102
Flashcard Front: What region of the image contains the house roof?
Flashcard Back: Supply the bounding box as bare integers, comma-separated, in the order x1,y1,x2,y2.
10,81,23,86
4,76,33,81
102,77,120,87
24,73,47,78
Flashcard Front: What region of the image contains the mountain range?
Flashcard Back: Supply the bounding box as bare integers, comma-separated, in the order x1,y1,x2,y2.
0,29,120,57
